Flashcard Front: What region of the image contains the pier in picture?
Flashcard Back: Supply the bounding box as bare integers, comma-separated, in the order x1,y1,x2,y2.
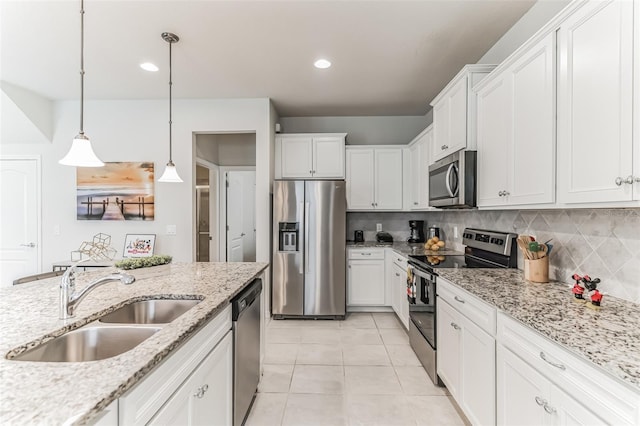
77,162,155,221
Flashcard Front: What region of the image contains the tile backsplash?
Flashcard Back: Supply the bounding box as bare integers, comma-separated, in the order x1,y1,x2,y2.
347,209,640,304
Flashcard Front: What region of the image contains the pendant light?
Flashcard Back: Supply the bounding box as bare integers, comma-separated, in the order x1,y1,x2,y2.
158,32,183,183
59,0,104,167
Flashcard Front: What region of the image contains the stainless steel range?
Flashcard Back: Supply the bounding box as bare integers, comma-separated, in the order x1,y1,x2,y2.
407,228,517,386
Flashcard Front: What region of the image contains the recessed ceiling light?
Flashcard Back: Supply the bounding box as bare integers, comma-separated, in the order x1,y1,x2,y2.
140,62,159,72
314,59,331,69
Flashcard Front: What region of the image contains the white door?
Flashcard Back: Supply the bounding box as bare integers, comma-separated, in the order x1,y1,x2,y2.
436,299,462,399
550,384,607,426
409,142,422,209
347,260,385,305
374,148,403,210
312,137,344,178
557,0,634,203
0,158,40,286
446,76,468,157
345,148,375,210
476,76,510,207
280,137,313,178
226,171,255,262
432,99,449,162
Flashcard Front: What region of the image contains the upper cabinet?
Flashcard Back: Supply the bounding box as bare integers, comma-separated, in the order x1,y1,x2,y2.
557,0,636,203
275,133,346,179
431,65,495,163
407,126,433,210
346,146,403,210
475,32,556,207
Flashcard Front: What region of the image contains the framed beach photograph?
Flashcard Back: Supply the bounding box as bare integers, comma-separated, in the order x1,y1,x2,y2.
123,234,156,258
76,162,155,221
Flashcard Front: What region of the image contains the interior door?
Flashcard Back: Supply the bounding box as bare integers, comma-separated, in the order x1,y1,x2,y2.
226,170,256,262
226,172,244,262
0,158,40,286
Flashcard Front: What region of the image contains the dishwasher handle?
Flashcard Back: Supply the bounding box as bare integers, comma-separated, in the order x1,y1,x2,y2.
232,279,262,320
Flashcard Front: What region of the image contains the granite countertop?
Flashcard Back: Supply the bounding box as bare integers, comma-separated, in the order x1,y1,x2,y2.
436,268,640,392
347,241,464,257
0,262,268,425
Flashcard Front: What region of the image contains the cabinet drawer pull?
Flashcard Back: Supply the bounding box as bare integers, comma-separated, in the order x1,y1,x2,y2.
450,322,460,330
534,396,546,406
454,296,465,303
539,352,566,370
615,176,633,186
361,253,372,256
194,384,209,399
543,403,556,414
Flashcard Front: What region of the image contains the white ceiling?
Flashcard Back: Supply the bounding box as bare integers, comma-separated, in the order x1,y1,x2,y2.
0,0,536,116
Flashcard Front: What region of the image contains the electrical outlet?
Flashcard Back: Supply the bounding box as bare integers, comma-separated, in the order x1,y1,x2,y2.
166,225,177,235
453,226,458,239
376,223,382,232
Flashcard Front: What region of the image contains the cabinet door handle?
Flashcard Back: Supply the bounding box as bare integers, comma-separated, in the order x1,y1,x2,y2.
450,322,460,330
194,384,209,398
615,176,634,186
20,242,36,248
395,273,400,277
534,396,546,406
503,191,510,196
498,191,504,197
543,403,556,414
539,352,566,370
454,296,465,304
371,202,375,207
635,176,640,183
413,202,418,205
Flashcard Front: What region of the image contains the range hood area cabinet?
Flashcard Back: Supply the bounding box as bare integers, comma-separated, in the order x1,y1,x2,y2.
345,146,403,211
475,32,556,208
275,133,346,179
430,64,496,164
557,0,639,204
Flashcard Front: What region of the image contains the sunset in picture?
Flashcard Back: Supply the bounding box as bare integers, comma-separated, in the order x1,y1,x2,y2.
76,162,155,220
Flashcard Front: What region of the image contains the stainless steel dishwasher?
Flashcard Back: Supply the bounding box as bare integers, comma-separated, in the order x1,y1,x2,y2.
232,278,262,426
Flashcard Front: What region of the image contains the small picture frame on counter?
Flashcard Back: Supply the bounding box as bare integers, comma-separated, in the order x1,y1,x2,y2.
123,234,156,258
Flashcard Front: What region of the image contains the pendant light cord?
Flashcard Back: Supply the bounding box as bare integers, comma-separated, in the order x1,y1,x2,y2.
168,39,173,163
79,0,85,135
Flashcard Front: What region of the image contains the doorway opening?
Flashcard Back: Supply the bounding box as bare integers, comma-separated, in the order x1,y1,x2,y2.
194,133,256,262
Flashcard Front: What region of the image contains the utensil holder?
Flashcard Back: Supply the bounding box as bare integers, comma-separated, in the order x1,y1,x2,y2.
524,257,549,283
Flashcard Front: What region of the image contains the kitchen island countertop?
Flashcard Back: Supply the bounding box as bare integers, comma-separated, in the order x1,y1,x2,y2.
436,268,640,392
0,261,268,425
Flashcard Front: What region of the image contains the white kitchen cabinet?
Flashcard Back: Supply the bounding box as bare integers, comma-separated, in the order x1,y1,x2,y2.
346,146,403,210
347,249,386,306
431,65,495,163
119,305,233,425
476,32,556,208
149,332,233,426
276,133,346,179
437,299,462,400
388,252,409,330
408,126,433,210
437,278,496,425
498,312,639,425
557,0,635,203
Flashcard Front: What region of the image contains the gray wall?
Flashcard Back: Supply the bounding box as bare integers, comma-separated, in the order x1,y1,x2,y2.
279,112,433,146
348,209,640,304
195,133,257,166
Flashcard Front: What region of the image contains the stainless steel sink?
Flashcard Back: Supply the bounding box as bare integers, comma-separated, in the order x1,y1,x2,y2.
10,326,161,362
98,299,201,324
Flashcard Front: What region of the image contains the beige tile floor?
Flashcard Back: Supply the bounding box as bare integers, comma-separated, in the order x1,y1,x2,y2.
245,312,465,426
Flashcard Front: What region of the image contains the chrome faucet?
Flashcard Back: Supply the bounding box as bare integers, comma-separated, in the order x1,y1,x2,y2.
59,261,135,319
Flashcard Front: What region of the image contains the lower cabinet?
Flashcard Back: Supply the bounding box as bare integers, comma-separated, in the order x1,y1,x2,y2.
347,249,386,306
391,262,409,330
150,332,233,425
118,305,233,425
437,279,497,426
497,344,606,426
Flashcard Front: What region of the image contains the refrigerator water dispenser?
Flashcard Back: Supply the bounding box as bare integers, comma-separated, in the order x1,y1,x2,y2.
279,222,299,251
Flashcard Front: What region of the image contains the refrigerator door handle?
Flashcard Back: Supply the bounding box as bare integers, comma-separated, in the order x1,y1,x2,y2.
304,202,310,274
298,202,304,274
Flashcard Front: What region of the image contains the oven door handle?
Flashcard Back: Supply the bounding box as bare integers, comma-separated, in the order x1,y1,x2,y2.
445,163,459,198
410,266,435,281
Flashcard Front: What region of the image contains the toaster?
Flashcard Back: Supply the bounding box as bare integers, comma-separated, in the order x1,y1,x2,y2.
376,232,393,244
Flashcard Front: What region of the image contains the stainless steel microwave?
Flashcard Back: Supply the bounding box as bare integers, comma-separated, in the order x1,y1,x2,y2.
428,150,477,208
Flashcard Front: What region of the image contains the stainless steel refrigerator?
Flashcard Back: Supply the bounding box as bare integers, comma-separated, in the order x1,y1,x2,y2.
272,180,346,318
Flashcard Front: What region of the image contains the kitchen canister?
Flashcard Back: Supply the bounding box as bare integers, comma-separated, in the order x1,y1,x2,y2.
524,257,549,283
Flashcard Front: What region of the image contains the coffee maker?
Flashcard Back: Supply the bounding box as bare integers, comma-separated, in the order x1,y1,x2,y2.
408,220,425,243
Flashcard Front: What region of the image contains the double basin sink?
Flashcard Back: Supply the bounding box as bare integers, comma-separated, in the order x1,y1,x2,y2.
9,299,201,363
